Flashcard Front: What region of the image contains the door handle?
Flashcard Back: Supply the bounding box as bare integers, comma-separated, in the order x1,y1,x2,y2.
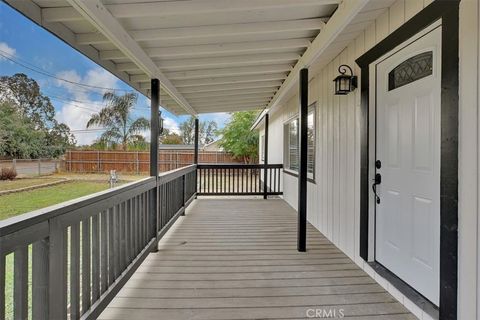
372,173,381,204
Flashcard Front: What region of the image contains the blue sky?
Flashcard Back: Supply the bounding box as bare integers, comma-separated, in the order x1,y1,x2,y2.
0,2,230,145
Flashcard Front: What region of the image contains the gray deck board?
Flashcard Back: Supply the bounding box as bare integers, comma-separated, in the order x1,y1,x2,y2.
99,199,416,320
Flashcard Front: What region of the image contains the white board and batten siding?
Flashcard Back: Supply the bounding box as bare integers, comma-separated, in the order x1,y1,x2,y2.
260,0,480,319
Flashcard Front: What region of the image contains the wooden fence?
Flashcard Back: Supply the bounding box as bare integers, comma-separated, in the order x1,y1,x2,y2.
65,150,243,173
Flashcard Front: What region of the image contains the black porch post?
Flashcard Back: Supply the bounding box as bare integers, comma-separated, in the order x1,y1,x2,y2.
150,79,160,176
150,79,160,251
298,68,308,252
194,118,199,164
263,114,269,199
194,118,199,197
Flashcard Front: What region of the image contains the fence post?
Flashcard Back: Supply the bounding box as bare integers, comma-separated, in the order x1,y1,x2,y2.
136,152,139,174
97,151,100,173
12,159,16,171
38,159,41,176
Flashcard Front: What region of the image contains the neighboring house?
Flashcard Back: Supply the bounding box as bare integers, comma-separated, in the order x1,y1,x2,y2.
202,139,223,152
253,1,479,319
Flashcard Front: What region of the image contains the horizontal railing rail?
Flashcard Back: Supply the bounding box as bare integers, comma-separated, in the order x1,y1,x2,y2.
0,164,197,320
197,163,283,196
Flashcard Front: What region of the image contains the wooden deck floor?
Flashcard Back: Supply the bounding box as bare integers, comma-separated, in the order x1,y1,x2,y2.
99,199,416,320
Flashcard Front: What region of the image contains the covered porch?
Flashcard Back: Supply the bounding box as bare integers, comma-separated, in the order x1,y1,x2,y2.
1,0,454,319
99,199,413,320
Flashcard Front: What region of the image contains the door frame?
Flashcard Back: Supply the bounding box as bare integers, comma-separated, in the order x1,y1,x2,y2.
355,1,459,319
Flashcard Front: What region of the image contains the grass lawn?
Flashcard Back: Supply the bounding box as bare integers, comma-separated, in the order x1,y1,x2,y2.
0,180,110,221
0,177,64,192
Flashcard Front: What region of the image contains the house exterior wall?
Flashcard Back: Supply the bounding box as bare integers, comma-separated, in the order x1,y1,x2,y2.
458,1,479,319
262,0,479,318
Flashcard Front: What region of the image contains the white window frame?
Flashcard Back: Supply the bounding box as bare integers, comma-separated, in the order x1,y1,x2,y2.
283,103,316,180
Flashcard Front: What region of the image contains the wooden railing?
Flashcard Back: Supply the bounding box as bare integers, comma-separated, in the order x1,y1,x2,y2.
0,164,197,320
197,164,283,196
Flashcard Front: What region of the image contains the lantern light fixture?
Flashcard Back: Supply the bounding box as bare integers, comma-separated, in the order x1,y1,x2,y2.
333,64,357,95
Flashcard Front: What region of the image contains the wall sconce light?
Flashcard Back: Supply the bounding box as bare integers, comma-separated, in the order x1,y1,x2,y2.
159,111,164,135
333,64,357,95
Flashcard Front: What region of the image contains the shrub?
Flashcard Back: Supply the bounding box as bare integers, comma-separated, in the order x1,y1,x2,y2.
0,167,17,180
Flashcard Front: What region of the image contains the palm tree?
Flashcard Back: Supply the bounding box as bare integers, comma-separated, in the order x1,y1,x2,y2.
87,91,150,150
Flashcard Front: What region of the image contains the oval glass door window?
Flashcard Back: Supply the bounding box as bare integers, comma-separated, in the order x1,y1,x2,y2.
388,51,433,91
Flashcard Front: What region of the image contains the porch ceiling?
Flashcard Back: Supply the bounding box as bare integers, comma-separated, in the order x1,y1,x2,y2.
5,0,394,115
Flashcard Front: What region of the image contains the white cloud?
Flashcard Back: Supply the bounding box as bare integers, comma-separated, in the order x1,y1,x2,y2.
163,117,180,135
55,102,100,145
207,113,231,128
55,67,119,101
0,42,16,60
54,67,120,145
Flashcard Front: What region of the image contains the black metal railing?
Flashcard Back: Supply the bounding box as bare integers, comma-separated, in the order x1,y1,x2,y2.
197,164,283,196
0,164,197,320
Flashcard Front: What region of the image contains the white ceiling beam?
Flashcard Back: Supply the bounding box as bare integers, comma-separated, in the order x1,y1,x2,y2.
188,97,273,106
194,105,266,114
183,88,277,99
176,81,282,94
42,6,82,22
267,0,370,113
163,94,273,105
162,97,271,108
119,53,299,72
66,0,196,115
109,0,339,18
133,19,325,42
77,19,326,45
165,65,293,81
100,38,311,60
156,53,300,71
191,99,270,108
172,73,288,88
133,72,287,85
44,0,339,21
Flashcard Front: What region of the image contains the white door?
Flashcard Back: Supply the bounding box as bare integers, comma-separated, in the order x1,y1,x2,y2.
375,27,441,305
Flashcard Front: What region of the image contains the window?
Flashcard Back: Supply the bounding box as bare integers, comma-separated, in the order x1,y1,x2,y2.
284,104,316,178
388,51,433,91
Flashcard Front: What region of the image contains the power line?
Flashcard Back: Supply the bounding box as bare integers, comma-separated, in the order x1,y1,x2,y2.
70,128,107,133
1,83,149,114
0,49,135,92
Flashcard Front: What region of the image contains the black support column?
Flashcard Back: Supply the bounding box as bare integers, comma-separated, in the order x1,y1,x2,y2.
150,79,160,176
194,118,199,165
150,79,160,251
298,68,308,252
263,114,269,199
194,118,199,197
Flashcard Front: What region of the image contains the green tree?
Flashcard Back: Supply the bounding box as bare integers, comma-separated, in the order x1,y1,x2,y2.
0,102,47,158
218,111,259,163
87,91,150,151
0,73,55,129
160,128,183,145
0,73,75,158
179,116,218,145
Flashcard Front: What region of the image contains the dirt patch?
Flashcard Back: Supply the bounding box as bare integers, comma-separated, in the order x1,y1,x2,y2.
0,178,70,195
